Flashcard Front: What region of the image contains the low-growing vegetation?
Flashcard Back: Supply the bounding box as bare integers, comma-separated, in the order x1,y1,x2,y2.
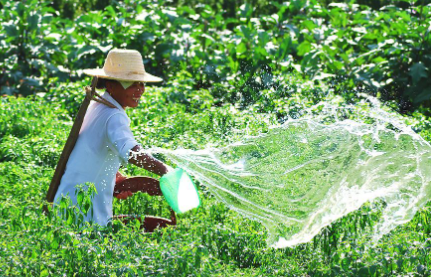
1,0,431,276
2,82,431,276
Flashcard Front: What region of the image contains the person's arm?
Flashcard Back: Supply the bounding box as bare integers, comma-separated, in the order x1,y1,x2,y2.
116,171,127,184
128,145,172,176
115,171,132,199
115,146,172,200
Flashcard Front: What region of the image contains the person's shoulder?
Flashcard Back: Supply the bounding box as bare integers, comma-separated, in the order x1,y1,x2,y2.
106,109,131,126
87,102,129,125
94,102,124,118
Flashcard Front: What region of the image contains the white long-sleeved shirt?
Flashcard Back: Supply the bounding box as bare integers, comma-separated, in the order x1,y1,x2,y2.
54,91,138,226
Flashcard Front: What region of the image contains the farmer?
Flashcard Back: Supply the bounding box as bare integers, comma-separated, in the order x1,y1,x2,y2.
53,49,172,227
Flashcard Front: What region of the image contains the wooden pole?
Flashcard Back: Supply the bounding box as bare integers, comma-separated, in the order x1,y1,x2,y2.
45,77,98,205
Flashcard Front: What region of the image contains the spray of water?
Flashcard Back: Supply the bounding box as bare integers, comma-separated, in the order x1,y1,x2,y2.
151,96,431,248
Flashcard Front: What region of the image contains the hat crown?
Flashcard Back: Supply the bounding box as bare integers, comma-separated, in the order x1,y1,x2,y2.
103,49,146,75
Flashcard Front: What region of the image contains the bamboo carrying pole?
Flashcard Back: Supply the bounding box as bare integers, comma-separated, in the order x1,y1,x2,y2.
45,77,99,205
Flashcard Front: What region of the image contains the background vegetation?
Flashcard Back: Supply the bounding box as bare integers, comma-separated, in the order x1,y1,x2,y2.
1,0,430,111
1,0,431,276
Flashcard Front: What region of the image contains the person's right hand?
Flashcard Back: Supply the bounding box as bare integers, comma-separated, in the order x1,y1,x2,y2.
129,145,172,176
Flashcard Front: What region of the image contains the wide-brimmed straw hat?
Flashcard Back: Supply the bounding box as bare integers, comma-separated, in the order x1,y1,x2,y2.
83,49,163,83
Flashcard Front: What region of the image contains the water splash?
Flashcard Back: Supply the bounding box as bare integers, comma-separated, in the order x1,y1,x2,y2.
152,96,431,248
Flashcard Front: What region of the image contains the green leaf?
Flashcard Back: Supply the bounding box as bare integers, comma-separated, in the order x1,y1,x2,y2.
40,269,49,277
3,21,19,37
313,73,335,81
77,191,84,208
236,42,247,55
76,45,98,60
240,25,252,40
239,3,253,18
28,11,40,31
105,5,117,18
409,62,428,85
413,87,431,103
302,20,316,31
258,31,270,47
155,43,173,58
1,86,16,95
297,41,311,56
23,77,42,87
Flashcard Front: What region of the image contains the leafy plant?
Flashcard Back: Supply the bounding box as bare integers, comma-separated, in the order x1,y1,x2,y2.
2,0,431,275
1,0,430,111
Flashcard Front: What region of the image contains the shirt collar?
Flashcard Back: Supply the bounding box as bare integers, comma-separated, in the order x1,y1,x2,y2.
102,91,125,111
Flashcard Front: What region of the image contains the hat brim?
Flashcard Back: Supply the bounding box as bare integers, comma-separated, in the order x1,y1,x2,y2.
83,68,163,83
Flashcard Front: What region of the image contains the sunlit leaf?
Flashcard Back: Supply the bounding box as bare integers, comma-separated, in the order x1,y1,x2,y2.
297,41,311,56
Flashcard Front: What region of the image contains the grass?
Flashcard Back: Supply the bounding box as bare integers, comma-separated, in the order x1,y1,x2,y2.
1,81,431,276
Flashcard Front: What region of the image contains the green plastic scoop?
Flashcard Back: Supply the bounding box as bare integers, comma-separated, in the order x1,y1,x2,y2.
160,168,200,214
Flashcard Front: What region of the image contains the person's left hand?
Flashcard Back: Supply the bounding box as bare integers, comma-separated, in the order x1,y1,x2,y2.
116,171,127,184
115,190,133,199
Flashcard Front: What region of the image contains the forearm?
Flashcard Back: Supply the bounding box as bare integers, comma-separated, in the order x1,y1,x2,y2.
128,145,172,176
116,171,127,184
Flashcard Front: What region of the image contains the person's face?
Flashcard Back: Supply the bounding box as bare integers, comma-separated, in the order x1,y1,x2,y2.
107,80,145,109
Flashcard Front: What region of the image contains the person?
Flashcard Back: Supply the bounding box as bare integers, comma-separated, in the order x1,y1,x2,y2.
53,49,172,227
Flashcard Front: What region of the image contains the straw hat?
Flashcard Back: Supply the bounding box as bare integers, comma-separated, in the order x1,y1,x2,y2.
83,49,163,83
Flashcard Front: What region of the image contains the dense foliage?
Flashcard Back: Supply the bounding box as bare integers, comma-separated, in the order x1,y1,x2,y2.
2,0,431,276
2,84,431,275
1,0,430,111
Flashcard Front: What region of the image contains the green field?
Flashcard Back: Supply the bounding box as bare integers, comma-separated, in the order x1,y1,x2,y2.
1,0,431,276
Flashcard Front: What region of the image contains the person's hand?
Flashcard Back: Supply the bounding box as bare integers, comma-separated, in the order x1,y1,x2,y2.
115,190,133,199
129,145,174,176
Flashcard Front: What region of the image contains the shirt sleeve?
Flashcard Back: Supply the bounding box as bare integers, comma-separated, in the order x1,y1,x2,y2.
106,113,139,166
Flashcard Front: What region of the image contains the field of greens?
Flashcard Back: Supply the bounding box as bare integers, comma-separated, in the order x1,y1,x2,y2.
1,0,431,276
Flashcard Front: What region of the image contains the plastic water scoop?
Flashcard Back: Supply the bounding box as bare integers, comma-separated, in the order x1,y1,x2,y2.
160,168,200,213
